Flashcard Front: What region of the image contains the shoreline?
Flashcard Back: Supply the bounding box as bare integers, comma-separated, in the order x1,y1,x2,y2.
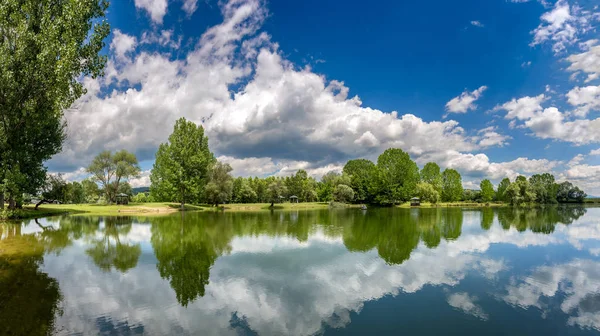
2,201,595,221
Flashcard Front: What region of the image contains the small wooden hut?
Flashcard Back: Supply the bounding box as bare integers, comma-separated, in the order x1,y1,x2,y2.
410,197,421,206
116,193,130,205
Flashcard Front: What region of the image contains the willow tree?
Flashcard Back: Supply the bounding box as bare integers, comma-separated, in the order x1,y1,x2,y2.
0,0,110,209
150,118,215,209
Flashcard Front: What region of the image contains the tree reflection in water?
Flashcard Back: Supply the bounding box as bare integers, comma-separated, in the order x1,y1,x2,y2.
84,217,142,273
0,223,62,336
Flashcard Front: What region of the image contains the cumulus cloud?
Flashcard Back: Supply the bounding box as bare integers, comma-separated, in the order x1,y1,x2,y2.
567,40,600,82
496,94,600,145
134,0,169,24
567,85,600,116
110,30,137,61
496,94,545,120
590,148,600,156
46,0,521,186
471,21,484,28
530,0,597,53
444,86,488,116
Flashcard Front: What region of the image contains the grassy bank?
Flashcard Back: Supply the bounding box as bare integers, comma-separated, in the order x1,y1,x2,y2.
1,203,204,220
396,201,508,208
2,202,357,220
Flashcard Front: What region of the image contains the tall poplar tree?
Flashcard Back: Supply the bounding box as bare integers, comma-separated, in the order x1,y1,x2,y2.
150,118,215,208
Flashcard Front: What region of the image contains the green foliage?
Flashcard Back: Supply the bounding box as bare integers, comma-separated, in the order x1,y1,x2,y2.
82,178,100,204
529,173,558,204
415,182,440,204
372,148,420,204
505,178,536,206
267,179,288,206
150,118,215,206
318,171,350,201
87,150,140,203
557,181,587,203
204,162,234,206
333,184,355,203
40,174,68,203
480,179,495,202
496,178,511,202
66,181,85,204
0,0,110,209
420,162,443,193
343,159,376,203
441,169,463,202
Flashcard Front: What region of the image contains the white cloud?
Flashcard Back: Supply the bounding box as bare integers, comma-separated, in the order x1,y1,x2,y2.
48,0,517,182
567,40,600,82
140,30,182,49
496,94,545,120
496,94,600,145
444,86,488,115
567,85,600,116
182,0,199,16
135,0,169,24
530,0,596,53
110,30,137,61
129,170,151,188
590,148,600,155
447,292,488,320
521,61,532,68
471,21,484,28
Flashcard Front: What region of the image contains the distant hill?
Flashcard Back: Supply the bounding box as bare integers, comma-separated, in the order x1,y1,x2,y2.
132,187,150,195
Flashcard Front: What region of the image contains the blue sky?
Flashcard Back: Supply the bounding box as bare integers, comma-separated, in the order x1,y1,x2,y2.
49,0,600,195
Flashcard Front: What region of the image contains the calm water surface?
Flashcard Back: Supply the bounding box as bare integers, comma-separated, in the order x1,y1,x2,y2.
1,207,600,335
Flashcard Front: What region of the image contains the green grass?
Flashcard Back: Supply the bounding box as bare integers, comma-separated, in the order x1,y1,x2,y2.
396,201,508,208
2,201,357,220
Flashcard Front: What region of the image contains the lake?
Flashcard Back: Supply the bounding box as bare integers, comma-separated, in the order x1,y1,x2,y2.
1,206,599,335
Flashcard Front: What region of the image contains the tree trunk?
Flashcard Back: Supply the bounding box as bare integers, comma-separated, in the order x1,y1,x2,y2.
35,199,54,210
0,192,4,210
8,195,15,210
270,201,274,207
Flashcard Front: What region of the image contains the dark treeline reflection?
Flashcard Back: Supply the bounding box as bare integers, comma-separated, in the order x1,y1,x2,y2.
0,206,589,313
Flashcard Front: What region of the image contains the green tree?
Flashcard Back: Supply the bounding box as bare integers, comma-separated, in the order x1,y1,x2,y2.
132,192,148,203
505,178,536,206
415,182,440,204
35,174,68,209
0,0,110,209
556,181,587,203
333,184,355,203
480,179,495,202
267,179,288,207
82,178,100,203
529,173,558,204
372,148,420,204
441,169,463,202
204,162,234,207
420,162,443,193
496,178,511,202
150,118,214,208
67,181,85,204
87,150,140,203
343,159,376,203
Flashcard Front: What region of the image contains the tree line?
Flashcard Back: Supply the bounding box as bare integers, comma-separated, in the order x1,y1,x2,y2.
142,118,589,207
18,117,589,209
